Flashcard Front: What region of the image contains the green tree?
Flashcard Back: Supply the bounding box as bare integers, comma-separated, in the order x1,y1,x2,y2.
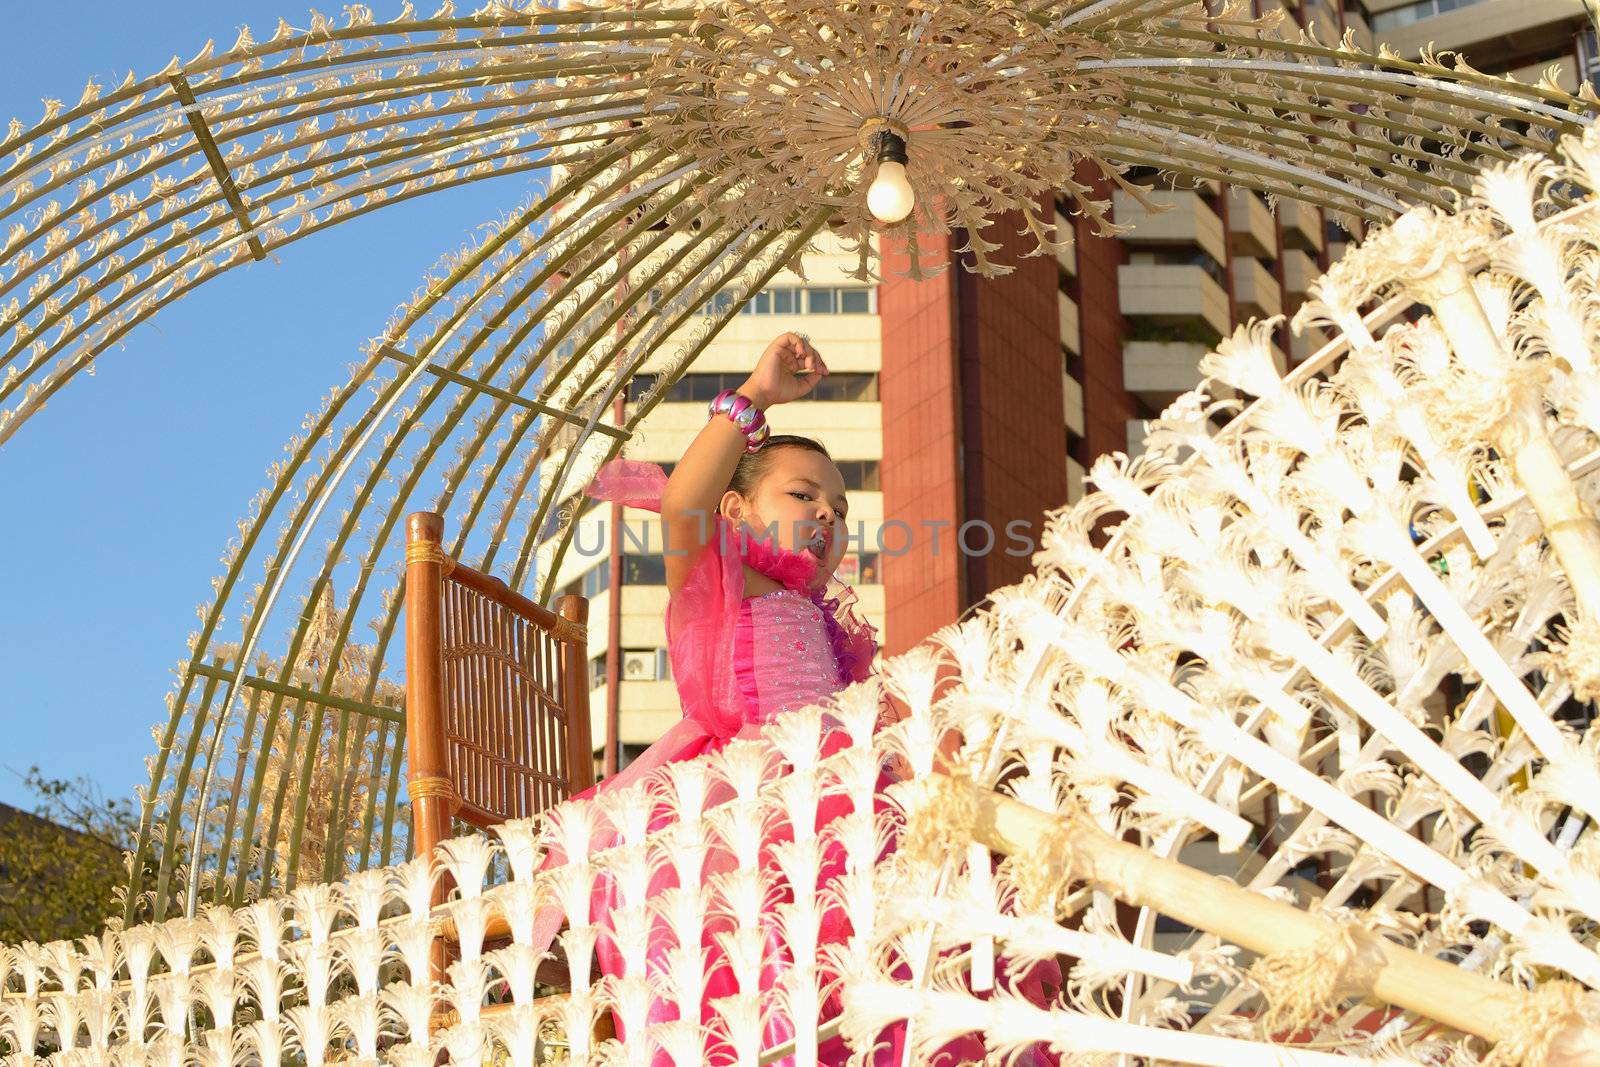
0,768,135,943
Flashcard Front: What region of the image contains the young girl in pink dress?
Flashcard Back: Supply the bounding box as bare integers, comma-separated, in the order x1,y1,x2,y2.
583,331,879,778
528,333,885,1062
529,333,1057,1064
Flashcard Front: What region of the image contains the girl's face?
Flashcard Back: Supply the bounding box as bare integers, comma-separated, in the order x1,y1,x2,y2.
721,447,850,584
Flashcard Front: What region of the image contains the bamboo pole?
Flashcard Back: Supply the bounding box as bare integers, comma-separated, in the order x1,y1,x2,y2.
1422,260,1600,695
939,776,1600,1065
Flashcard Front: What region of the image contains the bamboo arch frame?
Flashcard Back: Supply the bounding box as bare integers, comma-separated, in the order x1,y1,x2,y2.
2,0,1598,925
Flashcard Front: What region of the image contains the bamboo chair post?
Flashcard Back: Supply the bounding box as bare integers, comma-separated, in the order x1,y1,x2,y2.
404,512,595,1014
405,511,457,991
404,513,455,891
558,593,596,792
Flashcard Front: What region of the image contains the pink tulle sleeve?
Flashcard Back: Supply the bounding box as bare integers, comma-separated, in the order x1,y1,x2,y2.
586,457,751,739
584,456,670,514
663,527,749,739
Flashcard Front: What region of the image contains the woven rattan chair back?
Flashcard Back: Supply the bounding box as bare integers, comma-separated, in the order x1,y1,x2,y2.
403,511,594,869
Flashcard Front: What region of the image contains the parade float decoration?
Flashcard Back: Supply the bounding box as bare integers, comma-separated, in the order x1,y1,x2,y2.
3,1,1600,1063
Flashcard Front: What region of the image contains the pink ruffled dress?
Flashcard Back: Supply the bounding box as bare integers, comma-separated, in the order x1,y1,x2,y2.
735,589,853,725
526,457,882,1062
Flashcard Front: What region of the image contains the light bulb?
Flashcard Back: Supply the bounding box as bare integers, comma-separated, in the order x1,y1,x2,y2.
867,161,915,224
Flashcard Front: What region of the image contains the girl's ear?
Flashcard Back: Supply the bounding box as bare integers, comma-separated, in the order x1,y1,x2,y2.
718,489,745,524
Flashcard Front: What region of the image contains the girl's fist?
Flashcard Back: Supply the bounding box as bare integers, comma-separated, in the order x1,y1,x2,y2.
739,332,828,409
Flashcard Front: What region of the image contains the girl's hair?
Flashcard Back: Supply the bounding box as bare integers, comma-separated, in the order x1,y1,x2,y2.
721,434,833,511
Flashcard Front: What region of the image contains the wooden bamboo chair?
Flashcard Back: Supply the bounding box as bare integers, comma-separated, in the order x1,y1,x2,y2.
403,511,596,1003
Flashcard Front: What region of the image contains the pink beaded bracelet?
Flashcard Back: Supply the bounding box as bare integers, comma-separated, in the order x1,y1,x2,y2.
710,388,770,452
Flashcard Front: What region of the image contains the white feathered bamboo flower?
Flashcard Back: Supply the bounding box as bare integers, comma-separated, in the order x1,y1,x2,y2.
436,834,499,902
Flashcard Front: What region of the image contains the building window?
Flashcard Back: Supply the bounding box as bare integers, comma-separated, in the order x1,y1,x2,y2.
588,652,606,690
840,288,871,314
1370,0,1484,32
838,552,881,585
1067,427,1089,469
661,372,738,403
1064,347,1085,381
582,559,610,599
702,284,876,317
621,553,666,586
626,373,657,401
836,459,882,491
657,372,878,404
860,552,880,584
1575,28,1600,93
809,373,879,402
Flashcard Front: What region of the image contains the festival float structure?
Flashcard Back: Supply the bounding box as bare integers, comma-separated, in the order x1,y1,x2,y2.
3,1,1600,1062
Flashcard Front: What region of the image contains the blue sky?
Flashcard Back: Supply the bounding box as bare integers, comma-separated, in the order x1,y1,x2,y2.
0,3,533,811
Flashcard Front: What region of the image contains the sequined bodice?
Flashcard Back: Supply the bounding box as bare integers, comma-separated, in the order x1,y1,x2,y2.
733,588,843,725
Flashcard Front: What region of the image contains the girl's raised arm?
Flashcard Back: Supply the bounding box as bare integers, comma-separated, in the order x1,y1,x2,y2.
659,331,827,597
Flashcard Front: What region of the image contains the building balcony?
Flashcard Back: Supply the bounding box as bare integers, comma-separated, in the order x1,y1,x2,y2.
1374,0,1586,60
1302,0,1341,43
1117,263,1232,337
1278,197,1324,254
1055,205,1078,277
1123,340,1212,410
1232,257,1283,320
1291,324,1334,363
1059,292,1081,356
1282,248,1320,296
1507,53,1579,93
1063,371,1085,437
1066,455,1086,503
1228,188,1277,259
1112,189,1230,267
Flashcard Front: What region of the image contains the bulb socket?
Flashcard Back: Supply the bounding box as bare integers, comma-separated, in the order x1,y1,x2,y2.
872,130,909,166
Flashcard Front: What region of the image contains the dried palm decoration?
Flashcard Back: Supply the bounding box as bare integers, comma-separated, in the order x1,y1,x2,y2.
1,0,1599,931
631,0,1131,277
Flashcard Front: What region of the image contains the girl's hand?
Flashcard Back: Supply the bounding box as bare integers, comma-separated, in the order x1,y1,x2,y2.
740,332,827,409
